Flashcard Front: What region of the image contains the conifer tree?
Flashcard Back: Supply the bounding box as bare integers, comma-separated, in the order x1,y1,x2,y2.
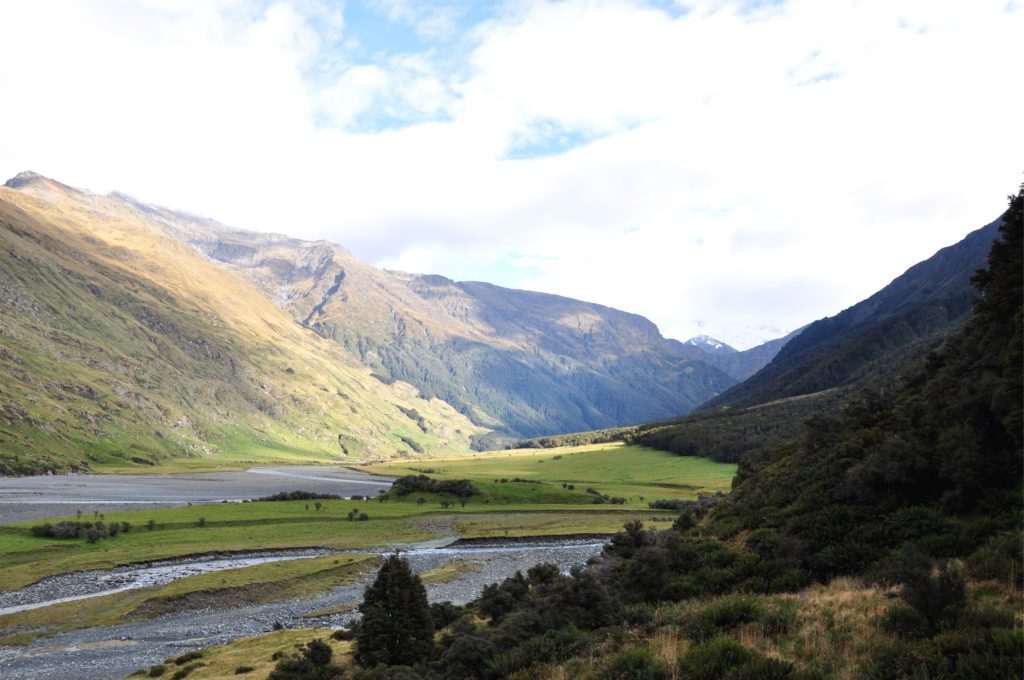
354,555,434,668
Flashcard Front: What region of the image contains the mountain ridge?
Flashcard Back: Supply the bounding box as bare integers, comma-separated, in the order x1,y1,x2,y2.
701,217,1002,411
0,177,482,474
93,180,790,439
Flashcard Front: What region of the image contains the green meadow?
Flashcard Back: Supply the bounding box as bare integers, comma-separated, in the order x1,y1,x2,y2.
363,442,737,503
0,444,735,594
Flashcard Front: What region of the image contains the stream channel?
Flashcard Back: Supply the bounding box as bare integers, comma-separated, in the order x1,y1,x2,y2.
0,538,607,680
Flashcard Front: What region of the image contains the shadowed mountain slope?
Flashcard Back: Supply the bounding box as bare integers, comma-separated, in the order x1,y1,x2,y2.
0,173,481,474
701,218,1002,411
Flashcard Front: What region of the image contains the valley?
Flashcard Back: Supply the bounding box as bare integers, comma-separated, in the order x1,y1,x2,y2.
0,443,735,678
0,171,1018,680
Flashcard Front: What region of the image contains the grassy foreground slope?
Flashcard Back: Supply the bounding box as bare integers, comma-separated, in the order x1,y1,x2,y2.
0,174,483,474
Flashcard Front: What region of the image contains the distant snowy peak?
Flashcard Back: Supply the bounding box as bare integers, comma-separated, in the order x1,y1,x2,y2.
671,321,791,351
685,334,737,355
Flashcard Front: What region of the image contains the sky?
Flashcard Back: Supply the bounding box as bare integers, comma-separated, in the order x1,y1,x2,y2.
0,0,1021,349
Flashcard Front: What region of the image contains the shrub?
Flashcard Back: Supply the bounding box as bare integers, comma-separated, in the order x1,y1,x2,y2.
966,532,1022,584
390,475,478,498
900,560,966,634
683,596,761,641
268,640,335,680
430,601,463,630
599,647,670,679
174,652,203,665
435,634,498,679
234,666,255,675
677,638,797,679
623,603,655,626
487,627,596,678
170,662,203,680
878,604,930,638
352,665,424,680
148,665,167,678
255,490,343,502
197,517,206,527
676,638,751,678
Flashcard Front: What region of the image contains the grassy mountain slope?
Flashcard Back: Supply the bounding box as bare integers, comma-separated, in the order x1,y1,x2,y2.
0,174,481,474
702,219,1001,411
115,194,785,439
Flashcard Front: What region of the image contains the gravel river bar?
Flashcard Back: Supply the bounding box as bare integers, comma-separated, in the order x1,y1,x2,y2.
0,466,395,524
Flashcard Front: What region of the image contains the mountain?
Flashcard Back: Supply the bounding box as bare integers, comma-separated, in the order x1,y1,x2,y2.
0,173,481,474
631,215,1002,464
684,335,735,354
106,190,788,441
701,218,1002,411
446,187,1022,680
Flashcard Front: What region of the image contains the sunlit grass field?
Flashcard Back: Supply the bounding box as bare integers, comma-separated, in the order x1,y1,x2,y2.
363,442,737,503
0,443,735,594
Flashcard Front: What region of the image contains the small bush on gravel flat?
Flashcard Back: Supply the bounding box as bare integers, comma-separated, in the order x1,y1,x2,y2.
170,662,204,680
173,651,203,665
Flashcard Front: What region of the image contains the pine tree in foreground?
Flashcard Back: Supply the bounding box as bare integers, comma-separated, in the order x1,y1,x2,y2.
354,555,434,668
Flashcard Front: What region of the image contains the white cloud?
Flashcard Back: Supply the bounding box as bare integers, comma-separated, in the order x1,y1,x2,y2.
0,0,1020,349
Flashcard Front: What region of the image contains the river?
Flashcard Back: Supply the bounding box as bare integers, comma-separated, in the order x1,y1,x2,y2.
0,538,606,680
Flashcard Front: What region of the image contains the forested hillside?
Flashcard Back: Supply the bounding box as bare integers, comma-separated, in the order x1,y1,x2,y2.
702,218,1001,411
320,186,1022,679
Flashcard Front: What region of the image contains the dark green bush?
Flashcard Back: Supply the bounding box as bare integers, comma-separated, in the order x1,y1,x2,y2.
389,475,477,498
683,596,761,641
676,637,797,679
255,491,342,502
599,646,670,679
966,532,1022,584
170,662,204,680
430,601,463,630
878,604,930,639
173,652,203,665
148,665,166,678
352,664,426,680
234,666,255,675
268,640,336,680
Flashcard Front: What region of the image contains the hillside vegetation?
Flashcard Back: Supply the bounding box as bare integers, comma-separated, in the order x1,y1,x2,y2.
281,186,1022,679
703,217,1001,411
0,174,481,474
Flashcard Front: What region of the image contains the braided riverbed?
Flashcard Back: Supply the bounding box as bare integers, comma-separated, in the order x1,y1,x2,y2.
0,537,606,680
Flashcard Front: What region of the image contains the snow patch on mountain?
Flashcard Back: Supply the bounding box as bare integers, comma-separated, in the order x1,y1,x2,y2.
670,321,790,351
